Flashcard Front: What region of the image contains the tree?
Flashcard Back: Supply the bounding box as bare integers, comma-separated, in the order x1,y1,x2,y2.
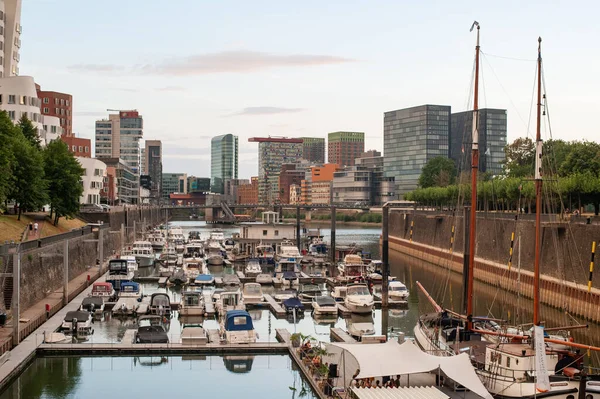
418,157,457,188
503,137,535,178
43,140,84,225
18,115,41,149
0,111,18,209
10,135,48,220
559,141,600,177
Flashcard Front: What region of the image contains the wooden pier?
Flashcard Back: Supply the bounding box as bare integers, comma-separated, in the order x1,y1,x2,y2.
329,327,356,343
263,294,286,317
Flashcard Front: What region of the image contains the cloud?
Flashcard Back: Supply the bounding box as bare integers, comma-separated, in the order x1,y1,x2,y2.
226,106,304,117
155,86,185,92
68,64,123,73
67,50,355,76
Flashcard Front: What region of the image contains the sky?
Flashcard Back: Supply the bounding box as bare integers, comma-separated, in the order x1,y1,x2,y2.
20,0,600,179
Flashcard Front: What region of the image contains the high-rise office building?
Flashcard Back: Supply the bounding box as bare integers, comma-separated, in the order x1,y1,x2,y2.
162,173,187,200
144,140,162,202
95,110,144,176
384,105,450,197
211,134,238,194
187,176,211,193
1,0,22,77
301,137,325,163
449,108,507,176
249,137,303,203
328,131,364,167
35,84,72,136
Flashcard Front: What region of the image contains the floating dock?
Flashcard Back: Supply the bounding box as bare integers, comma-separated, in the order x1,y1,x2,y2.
329,327,356,343
263,294,286,317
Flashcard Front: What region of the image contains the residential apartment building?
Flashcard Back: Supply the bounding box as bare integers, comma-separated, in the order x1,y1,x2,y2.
328,131,364,167
300,163,339,205
224,178,249,204
249,137,303,203
289,184,301,205
77,157,106,205
237,177,259,204
211,134,238,194
95,110,143,177
449,108,507,176
311,181,333,205
100,158,138,204
301,137,325,163
384,105,450,197
0,0,22,78
61,135,91,158
144,140,162,201
36,84,72,136
162,173,187,200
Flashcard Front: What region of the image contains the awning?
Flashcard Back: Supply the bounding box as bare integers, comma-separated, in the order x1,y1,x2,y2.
352,386,448,399
326,340,492,399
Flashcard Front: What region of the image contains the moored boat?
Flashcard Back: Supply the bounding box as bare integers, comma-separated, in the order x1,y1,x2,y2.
312,295,337,316
221,310,256,344
343,283,374,314
179,290,205,316
241,283,263,304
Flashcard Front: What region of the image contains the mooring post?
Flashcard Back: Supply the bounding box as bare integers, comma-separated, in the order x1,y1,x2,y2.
462,206,471,314
296,206,301,251
63,240,69,306
330,206,336,265
382,205,390,308
12,250,20,346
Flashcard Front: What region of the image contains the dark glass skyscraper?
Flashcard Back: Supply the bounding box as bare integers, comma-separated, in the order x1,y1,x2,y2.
211,134,238,194
383,105,451,197
449,108,507,176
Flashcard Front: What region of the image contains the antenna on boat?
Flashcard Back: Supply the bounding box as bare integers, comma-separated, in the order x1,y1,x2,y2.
465,21,481,331
533,37,543,326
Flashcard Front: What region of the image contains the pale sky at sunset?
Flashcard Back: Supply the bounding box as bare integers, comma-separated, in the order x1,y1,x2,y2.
20,0,600,178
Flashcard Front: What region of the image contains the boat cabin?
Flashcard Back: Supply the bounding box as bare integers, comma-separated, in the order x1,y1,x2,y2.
120,281,140,297
224,310,254,333
108,259,129,275
91,282,116,299
149,293,171,317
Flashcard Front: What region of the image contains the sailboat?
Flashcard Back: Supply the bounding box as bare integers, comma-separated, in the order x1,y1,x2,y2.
413,24,594,398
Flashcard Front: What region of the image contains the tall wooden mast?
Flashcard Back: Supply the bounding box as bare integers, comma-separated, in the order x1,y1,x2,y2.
534,37,543,325
466,21,480,330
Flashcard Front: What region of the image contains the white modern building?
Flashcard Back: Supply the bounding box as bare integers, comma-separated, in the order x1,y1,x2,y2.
0,76,63,145
95,110,143,176
77,157,106,205
0,0,23,78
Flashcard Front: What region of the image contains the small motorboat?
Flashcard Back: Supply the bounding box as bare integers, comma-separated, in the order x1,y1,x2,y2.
283,297,304,315
312,295,337,316
90,282,116,301
221,310,257,344
179,291,205,316
216,289,245,315
299,284,322,301
119,281,141,298
331,286,347,302
148,293,172,317
282,271,299,287
344,283,374,314
274,289,296,302
242,283,264,304
80,297,104,315
223,274,241,287
181,324,208,345
346,313,375,341
388,281,409,300
255,274,273,284
169,268,187,285
61,311,93,334
195,274,215,286
244,259,262,276
136,316,169,343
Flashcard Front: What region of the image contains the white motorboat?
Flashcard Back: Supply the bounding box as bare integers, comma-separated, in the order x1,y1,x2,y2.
184,241,204,259
337,254,367,282
206,240,224,266
147,232,165,251
61,311,93,334
343,284,374,314
254,244,275,265
148,293,172,317
346,313,375,341
273,289,296,302
331,286,347,303
244,259,262,275
223,274,241,287
275,259,299,287
312,295,338,316
221,310,257,344
255,273,273,284
90,282,116,301
181,324,208,345
209,230,225,245
132,241,155,267
179,291,206,316
119,255,138,273
299,284,322,301
276,239,302,262
224,238,235,253
215,289,245,315
242,283,264,304
182,257,205,282
388,281,409,300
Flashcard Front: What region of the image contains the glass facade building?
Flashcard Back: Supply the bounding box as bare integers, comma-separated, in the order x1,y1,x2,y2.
449,108,507,176
162,173,187,200
383,105,450,197
211,134,238,194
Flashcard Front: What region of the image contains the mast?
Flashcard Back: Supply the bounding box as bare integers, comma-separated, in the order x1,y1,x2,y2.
466,21,480,330
533,37,543,325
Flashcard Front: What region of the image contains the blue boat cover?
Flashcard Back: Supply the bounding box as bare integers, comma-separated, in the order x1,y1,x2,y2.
283,297,304,310
283,271,297,280
196,274,213,282
120,281,139,291
225,310,254,331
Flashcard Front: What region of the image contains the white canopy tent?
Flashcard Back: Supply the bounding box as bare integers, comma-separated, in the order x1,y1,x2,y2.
325,340,492,399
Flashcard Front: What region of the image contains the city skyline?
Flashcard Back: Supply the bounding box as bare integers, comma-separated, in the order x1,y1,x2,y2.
18,1,600,178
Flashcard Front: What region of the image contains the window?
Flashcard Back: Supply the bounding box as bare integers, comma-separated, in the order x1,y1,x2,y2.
85,146,89,153
60,99,65,106
19,95,25,105
55,108,59,114
43,107,49,113
274,230,279,236
78,146,83,152
262,230,267,236
54,98,59,105
0,26,3,35
506,357,511,368
8,111,15,120
66,100,70,106
51,126,57,133
43,97,49,104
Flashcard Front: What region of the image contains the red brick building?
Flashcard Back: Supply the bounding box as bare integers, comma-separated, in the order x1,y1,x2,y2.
61,135,91,158
278,164,305,204
327,131,365,167
237,177,258,204
36,84,73,137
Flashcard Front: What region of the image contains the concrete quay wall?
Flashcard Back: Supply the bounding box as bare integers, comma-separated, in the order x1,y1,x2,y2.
388,211,600,321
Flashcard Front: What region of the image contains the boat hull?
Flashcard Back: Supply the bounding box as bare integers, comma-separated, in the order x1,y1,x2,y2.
179,306,205,316
207,256,223,266
313,306,337,316
135,255,155,268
